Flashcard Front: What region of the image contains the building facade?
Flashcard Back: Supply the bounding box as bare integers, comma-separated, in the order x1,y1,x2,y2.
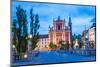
82,23,96,49
48,16,71,46
88,23,96,49
37,16,72,51
37,34,49,51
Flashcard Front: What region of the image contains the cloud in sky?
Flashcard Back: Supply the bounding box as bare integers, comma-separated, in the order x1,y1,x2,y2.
12,1,96,35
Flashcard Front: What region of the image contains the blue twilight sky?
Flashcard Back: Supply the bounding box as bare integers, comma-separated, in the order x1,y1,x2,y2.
12,1,96,35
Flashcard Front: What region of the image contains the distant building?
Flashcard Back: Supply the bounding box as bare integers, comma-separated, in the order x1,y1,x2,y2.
37,34,49,51
37,16,72,51
82,30,89,49
88,23,96,49
48,16,71,47
82,23,96,49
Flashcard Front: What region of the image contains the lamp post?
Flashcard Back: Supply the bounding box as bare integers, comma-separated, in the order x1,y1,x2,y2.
29,34,32,39
12,45,15,49
12,45,17,61
28,34,33,53
12,45,17,53
85,35,89,50
85,35,88,39
24,54,28,59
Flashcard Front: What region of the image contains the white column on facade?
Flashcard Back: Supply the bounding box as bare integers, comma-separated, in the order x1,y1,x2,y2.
54,32,56,44
61,23,63,40
63,32,65,41
62,32,63,41
64,32,65,41
48,33,50,44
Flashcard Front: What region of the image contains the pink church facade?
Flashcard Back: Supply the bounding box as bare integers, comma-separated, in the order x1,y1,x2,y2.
36,17,71,51
48,17,71,47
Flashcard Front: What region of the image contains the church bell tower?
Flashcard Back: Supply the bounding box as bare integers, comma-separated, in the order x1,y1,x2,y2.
68,17,73,48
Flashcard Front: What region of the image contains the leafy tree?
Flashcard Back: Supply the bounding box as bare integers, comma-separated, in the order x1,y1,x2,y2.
65,42,70,50
30,8,34,36
58,40,64,45
22,9,28,53
72,34,77,41
32,14,40,50
12,19,18,50
59,40,69,50
30,9,40,50
15,6,28,55
78,39,83,48
49,42,57,50
58,40,64,49
76,34,83,48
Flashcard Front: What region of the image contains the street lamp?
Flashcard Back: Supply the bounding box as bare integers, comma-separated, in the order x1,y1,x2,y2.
85,35,89,49
27,34,33,53
24,54,28,58
85,35,88,39
29,34,32,39
12,45,15,49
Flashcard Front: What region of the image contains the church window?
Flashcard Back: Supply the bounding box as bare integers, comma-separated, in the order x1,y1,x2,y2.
58,25,60,30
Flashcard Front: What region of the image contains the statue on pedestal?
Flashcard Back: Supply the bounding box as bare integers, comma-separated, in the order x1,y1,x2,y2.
74,39,79,49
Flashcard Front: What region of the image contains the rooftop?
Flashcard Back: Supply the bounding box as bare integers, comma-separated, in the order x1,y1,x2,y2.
53,16,65,22
39,34,48,38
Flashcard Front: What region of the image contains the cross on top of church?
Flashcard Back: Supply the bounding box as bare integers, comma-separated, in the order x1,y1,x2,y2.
58,16,61,20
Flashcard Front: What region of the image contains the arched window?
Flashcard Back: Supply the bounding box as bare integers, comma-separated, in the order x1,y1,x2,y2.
58,25,60,30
